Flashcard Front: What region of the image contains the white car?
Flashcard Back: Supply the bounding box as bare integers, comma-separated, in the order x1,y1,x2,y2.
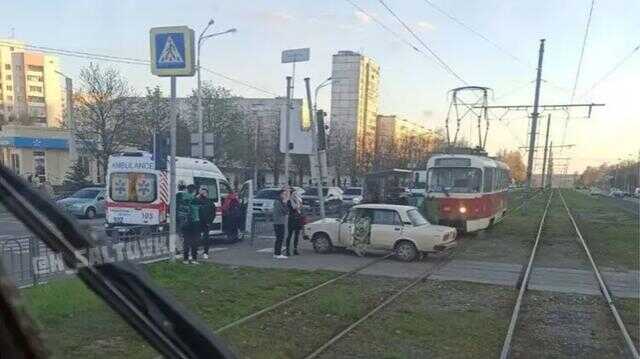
253,187,304,219
342,187,363,206
302,187,344,213
303,204,457,261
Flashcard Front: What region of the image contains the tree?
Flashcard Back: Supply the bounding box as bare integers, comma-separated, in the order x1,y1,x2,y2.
62,159,92,191
327,124,356,185
128,86,170,151
188,83,250,167
74,63,135,182
496,149,526,183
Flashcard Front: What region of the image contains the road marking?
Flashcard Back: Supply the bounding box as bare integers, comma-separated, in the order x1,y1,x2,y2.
257,248,274,253
209,247,228,252
258,235,276,239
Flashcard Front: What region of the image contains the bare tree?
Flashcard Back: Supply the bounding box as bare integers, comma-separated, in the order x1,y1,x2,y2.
74,63,134,182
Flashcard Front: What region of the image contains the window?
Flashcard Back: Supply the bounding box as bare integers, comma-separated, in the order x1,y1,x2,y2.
70,189,101,199
407,209,429,226
371,209,402,226
427,167,482,193
33,151,45,178
6,85,11,91
255,189,280,199
483,168,495,192
193,177,219,202
28,65,44,72
29,86,42,93
27,75,43,82
28,96,45,103
109,172,157,203
10,153,20,174
4,64,10,70
5,75,11,81
6,96,12,101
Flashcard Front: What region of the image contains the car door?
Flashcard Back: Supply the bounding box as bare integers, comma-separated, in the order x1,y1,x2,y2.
96,190,106,215
369,209,404,249
337,209,357,247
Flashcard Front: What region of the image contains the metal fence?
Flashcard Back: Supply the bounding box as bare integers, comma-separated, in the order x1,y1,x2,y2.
0,232,175,288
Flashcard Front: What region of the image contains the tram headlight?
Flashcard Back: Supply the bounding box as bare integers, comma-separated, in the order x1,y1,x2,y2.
459,206,467,214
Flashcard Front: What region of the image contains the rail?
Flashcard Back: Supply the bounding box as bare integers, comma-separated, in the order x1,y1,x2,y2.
499,189,554,359
559,190,639,358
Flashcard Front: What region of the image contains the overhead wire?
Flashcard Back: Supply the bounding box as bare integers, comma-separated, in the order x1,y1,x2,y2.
0,41,279,96
579,43,640,99
420,0,531,69
375,0,468,85
570,0,596,102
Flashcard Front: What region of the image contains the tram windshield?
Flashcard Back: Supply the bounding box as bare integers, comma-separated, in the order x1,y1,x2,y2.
427,167,482,193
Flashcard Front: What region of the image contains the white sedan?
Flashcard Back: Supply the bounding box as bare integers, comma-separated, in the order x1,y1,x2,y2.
303,204,457,261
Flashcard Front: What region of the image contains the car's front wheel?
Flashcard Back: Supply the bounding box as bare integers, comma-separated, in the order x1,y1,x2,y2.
312,233,332,254
85,207,96,219
394,240,418,262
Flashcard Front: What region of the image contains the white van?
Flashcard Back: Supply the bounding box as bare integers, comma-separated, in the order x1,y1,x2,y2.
105,151,232,237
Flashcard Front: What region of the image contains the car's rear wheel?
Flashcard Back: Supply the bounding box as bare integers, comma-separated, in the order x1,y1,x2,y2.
394,240,418,262
312,233,332,254
85,207,96,219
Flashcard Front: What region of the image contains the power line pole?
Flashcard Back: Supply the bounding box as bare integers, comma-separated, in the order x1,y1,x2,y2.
526,39,545,191
284,76,292,186
546,142,553,189
540,114,551,188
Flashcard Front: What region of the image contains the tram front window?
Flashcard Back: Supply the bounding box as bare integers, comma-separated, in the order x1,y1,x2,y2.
427,168,482,193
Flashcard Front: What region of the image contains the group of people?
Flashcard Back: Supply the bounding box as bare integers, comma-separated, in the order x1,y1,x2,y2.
272,188,305,259
177,184,242,264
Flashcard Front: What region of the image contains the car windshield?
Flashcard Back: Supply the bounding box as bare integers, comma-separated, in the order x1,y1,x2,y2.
407,209,429,226
427,168,482,193
70,189,100,199
344,188,362,195
255,189,280,199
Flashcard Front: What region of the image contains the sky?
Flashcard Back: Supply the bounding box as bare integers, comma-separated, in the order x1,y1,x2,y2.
5,0,639,173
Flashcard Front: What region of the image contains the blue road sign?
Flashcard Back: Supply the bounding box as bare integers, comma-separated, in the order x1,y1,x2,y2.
150,26,195,77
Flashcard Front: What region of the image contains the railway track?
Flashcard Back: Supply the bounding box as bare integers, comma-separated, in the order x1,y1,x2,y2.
214,191,550,358
499,189,639,359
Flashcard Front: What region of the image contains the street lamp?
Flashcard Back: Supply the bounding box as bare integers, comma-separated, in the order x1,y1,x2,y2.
197,19,237,159
54,70,76,163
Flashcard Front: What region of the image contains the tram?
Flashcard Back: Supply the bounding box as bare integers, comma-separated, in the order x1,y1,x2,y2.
425,152,510,232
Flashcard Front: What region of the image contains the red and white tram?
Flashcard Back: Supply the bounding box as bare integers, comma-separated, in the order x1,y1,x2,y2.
425,153,510,232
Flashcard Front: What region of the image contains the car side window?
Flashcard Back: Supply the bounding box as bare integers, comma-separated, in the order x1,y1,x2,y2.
371,209,398,225
219,181,232,200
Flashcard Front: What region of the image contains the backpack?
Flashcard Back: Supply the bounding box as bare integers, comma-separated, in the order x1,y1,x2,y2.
177,192,200,228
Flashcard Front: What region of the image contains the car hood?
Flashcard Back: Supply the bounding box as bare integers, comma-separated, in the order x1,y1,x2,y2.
308,217,340,226
57,198,92,205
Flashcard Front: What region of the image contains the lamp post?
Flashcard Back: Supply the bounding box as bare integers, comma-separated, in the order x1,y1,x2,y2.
197,20,236,159
54,70,76,163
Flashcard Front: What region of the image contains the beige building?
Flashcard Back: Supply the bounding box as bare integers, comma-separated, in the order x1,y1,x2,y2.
0,125,72,185
0,39,64,127
375,115,440,169
330,50,380,173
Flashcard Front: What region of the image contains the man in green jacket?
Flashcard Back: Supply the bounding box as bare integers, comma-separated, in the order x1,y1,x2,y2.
178,184,201,264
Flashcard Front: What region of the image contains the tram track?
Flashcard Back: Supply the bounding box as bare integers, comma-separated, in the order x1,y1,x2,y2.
499,189,639,359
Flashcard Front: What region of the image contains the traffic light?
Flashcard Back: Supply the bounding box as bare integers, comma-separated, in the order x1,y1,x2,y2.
153,132,169,170
316,110,327,151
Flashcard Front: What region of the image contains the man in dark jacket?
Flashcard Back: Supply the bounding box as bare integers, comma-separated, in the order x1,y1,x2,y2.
197,188,216,259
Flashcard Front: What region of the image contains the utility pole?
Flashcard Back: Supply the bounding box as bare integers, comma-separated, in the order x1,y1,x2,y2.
253,110,261,189
546,142,553,189
540,114,551,188
169,76,177,259
305,78,325,218
526,39,545,191
284,76,292,186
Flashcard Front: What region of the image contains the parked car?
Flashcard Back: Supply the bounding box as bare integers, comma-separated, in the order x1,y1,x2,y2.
609,188,626,198
56,187,106,219
302,187,343,213
342,187,363,206
303,204,457,261
253,187,305,219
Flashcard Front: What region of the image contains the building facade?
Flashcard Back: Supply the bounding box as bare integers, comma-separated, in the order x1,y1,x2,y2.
375,115,440,169
330,50,380,174
0,124,71,185
0,39,64,127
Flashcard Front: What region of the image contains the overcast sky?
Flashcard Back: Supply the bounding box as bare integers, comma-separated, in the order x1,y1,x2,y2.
6,0,639,173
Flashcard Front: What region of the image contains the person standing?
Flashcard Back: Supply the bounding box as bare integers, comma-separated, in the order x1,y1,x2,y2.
285,190,304,255
178,184,201,264
197,188,215,259
272,189,288,259
221,190,241,242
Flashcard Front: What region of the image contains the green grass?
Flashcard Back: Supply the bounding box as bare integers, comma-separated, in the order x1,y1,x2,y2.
318,280,515,359
22,262,336,358
560,189,639,271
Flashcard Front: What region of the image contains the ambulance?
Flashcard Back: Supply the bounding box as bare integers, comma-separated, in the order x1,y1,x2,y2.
105,151,233,237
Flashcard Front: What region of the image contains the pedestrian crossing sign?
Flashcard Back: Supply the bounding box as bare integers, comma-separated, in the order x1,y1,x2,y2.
150,26,195,77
